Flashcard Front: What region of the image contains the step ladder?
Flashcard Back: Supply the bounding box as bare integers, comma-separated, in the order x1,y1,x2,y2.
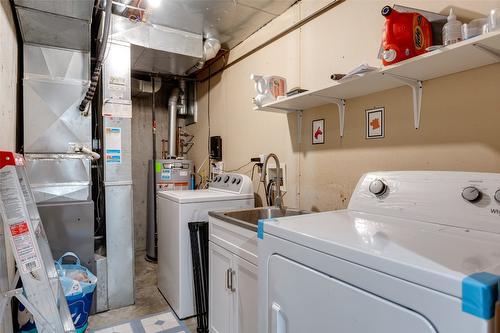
0,151,76,333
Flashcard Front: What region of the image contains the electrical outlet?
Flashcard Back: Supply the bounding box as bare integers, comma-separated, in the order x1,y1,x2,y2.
212,161,224,174
266,163,287,192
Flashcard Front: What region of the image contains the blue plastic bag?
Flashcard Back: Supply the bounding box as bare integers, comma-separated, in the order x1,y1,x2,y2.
56,252,97,332
18,252,97,333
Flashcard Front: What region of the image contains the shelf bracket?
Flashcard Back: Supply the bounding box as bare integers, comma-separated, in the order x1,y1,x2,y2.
473,43,500,60
383,73,423,129
311,95,346,137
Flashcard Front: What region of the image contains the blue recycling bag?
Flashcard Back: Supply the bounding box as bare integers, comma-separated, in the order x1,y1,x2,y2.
18,252,97,333
56,252,97,332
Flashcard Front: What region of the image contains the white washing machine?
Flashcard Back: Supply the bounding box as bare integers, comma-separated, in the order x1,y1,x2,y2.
157,173,254,319
258,171,500,333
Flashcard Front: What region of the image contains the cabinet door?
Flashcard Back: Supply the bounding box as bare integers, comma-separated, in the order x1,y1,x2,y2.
209,242,233,333
232,255,258,333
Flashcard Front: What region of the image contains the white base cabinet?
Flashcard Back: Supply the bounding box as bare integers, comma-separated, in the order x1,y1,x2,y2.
209,215,258,333
209,242,258,333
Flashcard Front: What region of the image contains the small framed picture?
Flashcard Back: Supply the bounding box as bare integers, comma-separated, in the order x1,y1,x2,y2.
312,119,325,144
366,107,385,139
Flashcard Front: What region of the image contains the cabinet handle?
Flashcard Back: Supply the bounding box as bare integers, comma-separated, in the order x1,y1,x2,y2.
226,268,231,290
230,269,236,292
272,302,286,333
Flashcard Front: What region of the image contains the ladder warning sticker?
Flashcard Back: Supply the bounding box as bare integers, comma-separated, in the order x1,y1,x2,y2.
0,168,26,223
9,221,41,274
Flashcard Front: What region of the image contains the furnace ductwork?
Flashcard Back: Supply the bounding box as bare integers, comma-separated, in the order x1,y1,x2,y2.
186,37,221,75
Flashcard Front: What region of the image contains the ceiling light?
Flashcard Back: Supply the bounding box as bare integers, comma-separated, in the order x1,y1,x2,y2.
148,0,161,8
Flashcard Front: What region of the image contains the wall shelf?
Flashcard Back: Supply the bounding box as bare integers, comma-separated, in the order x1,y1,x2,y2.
254,29,500,137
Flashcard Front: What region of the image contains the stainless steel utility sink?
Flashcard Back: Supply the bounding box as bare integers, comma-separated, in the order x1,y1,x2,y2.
209,207,310,231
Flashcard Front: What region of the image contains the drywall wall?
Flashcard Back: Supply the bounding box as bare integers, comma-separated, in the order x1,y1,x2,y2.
131,85,171,251
0,1,17,331
187,0,500,211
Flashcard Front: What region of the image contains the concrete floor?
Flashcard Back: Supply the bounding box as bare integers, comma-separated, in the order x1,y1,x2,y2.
88,251,197,332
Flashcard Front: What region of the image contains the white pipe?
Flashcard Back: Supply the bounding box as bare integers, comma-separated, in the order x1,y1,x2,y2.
168,88,180,158
74,145,101,160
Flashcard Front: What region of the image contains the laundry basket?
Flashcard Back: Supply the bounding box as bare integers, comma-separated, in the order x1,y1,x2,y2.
188,222,209,333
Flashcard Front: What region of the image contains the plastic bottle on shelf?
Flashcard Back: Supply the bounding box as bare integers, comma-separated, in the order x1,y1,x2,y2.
442,9,462,46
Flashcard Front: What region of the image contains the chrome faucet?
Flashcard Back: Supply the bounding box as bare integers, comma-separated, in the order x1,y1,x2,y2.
260,153,283,209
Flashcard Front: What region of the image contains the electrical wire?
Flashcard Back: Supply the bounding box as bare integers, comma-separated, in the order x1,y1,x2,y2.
251,163,261,181
79,0,113,113
207,66,211,164
225,161,253,173
266,180,274,206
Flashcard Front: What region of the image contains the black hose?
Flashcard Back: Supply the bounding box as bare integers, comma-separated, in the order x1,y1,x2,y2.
79,0,113,113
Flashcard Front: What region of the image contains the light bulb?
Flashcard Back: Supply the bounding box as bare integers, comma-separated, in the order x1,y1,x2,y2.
148,0,161,8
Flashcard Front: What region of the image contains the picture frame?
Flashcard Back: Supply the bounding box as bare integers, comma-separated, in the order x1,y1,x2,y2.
312,119,325,144
365,107,385,139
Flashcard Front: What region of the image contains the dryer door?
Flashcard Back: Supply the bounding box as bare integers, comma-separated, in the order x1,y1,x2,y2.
267,254,437,333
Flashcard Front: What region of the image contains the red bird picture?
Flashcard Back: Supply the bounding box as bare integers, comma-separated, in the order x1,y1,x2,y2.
314,127,323,140
312,119,325,144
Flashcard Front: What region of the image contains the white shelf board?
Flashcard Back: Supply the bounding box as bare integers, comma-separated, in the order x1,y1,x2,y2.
257,29,500,113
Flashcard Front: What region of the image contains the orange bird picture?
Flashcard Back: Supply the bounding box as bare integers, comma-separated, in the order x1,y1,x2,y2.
370,118,380,130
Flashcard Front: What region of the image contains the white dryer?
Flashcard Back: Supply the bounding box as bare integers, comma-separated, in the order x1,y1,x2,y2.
258,171,500,333
157,173,254,319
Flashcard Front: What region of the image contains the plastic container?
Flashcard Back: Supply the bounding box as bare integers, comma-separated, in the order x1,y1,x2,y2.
381,5,433,66
442,9,462,45
462,18,488,40
489,8,500,31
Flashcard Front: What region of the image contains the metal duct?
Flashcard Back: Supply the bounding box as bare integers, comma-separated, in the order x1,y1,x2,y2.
110,15,203,75
131,78,162,97
178,80,187,115
168,88,180,158
186,37,221,75
13,0,93,51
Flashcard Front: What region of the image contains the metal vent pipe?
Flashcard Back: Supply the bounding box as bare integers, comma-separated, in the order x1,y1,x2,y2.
168,88,180,158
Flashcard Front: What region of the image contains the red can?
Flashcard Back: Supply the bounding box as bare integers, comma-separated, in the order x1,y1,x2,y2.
381,6,433,66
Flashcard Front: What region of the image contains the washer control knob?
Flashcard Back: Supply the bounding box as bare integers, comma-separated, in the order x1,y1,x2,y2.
494,189,500,203
369,179,387,196
224,175,230,183
462,186,481,202
232,178,237,184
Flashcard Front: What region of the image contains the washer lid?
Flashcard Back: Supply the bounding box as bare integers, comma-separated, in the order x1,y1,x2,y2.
157,189,253,203
261,210,500,299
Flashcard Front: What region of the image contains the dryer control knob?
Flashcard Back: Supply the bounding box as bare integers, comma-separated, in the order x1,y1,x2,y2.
494,189,500,203
369,179,387,196
462,186,481,202
224,175,230,183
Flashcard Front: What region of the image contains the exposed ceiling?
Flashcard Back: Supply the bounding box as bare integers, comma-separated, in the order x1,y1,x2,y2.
13,0,298,76
113,0,297,50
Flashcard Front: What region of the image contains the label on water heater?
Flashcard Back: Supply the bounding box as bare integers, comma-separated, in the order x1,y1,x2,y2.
161,169,172,181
